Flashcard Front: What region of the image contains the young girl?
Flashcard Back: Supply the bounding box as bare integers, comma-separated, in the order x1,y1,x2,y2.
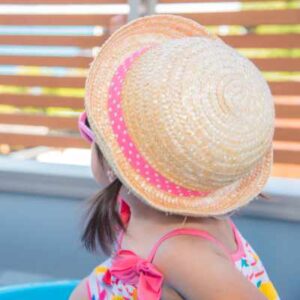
71,14,280,300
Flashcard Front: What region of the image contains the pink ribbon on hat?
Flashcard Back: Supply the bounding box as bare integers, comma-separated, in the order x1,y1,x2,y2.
109,249,163,300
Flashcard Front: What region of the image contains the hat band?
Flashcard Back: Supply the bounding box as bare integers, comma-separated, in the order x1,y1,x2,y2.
108,46,211,197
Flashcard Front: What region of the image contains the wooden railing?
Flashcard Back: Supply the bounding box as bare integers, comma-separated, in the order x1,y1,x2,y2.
0,0,299,178
0,1,128,149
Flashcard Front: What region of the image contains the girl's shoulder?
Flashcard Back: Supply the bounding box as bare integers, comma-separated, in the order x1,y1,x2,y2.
69,277,90,300
152,230,269,300
140,220,279,300
69,259,113,300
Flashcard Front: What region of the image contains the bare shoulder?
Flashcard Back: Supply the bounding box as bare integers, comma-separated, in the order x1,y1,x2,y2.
154,231,229,273
155,226,230,261
154,233,267,300
69,278,89,300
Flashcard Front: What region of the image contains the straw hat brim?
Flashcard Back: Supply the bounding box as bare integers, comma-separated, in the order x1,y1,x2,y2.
84,14,273,216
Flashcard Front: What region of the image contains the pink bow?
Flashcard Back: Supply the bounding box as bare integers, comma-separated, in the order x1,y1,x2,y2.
109,249,164,300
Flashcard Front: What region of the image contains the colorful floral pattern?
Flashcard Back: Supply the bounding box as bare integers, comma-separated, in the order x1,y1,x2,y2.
86,226,280,300
87,259,138,300
234,232,280,300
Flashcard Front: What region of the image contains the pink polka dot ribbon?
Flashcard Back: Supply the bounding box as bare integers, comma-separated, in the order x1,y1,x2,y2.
108,47,210,197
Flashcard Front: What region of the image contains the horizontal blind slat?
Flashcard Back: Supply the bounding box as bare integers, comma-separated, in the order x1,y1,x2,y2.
0,133,87,148
222,34,300,48
175,10,300,25
0,10,298,26
0,35,108,47
0,113,79,130
0,94,83,109
0,14,119,26
274,147,300,164
276,105,300,118
0,75,85,88
0,56,92,68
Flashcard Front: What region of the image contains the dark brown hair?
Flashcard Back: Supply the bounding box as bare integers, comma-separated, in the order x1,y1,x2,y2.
81,144,124,255
82,144,271,255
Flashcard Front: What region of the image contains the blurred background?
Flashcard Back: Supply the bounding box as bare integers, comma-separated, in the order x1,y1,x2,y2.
0,0,299,299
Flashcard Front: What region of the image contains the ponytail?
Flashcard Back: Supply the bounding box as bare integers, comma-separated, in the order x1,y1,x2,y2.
81,145,124,255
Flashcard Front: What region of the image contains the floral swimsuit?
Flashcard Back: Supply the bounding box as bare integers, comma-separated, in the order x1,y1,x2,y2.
86,199,280,300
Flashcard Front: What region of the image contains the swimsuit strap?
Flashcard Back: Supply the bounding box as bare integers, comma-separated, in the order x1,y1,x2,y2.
147,221,236,264
116,198,240,264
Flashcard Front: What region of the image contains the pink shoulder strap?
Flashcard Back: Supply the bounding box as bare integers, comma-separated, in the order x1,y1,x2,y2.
115,198,241,264
147,223,236,264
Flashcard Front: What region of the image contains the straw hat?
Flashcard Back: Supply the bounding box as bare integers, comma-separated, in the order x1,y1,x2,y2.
84,14,274,216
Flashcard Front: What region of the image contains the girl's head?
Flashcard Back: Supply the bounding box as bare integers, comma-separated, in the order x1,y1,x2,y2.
79,14,275,254
79,111,270,254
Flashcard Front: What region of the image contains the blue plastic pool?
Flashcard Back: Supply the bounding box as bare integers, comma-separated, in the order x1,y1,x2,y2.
0,280,79,300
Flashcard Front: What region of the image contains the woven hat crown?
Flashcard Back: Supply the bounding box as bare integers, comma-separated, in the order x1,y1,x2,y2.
85,14,274,215
121,36,275,191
